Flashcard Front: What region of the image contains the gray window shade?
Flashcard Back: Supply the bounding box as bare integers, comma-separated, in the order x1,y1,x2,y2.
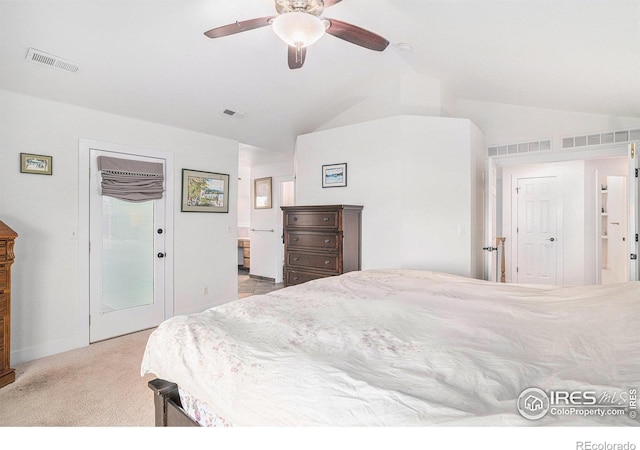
97,156,164,202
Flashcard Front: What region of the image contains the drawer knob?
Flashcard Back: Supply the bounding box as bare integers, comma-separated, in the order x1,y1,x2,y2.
294,257,300,262
293,217,298,221
324,260,331,265
293,277,299,281
323,217,329,222
293,237,299,241
324,239,330,243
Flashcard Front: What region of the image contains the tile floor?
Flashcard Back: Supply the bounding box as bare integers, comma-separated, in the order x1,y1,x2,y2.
238,268,284,299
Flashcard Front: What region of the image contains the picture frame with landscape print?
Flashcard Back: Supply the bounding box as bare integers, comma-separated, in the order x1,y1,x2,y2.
181,169,229,213
20,153,52,175
322,163,347,188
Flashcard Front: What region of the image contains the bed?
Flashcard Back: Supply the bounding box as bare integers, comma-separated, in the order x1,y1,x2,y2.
140,269,640,426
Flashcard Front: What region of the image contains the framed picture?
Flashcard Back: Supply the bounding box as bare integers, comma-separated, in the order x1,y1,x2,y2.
20,153,52,175
181,169,229,213
322,163,347,188
254,177,272,209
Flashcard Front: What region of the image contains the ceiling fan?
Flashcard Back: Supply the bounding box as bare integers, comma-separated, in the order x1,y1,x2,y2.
204,0,390,69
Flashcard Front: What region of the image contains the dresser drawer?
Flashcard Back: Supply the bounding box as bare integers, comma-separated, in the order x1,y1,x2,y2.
0,242,6,262
286,231,339,251
287,251,339,272
285,270,332,286
0,267,5,291
0,293,5,315
284,211,339,229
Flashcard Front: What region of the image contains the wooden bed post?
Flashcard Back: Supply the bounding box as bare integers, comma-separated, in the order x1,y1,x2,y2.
148,378,200,427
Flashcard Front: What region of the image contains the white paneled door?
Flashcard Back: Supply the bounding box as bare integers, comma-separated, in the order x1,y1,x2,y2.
89,149,166,342
516,176,559,285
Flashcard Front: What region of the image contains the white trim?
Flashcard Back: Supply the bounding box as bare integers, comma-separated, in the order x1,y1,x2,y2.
78,138,174,348
628,142,639,281
484,158,497,281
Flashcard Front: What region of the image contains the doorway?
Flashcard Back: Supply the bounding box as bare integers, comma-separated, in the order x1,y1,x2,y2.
598,175,629,283
487,143,638,285
79,139,174,345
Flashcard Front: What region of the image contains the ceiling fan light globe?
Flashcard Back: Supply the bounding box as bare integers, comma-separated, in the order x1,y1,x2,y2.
272,11,326,48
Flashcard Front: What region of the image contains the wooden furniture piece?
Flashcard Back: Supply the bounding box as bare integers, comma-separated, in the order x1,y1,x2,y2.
0,220,17,389
238,238,250,270
281,205,362,287
148,378,199,427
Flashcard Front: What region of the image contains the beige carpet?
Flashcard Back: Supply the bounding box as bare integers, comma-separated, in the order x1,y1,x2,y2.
0,328,156,427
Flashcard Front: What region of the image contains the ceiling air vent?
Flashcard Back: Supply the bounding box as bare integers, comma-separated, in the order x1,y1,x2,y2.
221,109,246,119
26,48,79,73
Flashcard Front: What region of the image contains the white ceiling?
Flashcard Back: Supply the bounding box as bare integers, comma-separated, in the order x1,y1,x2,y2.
1,0,639,156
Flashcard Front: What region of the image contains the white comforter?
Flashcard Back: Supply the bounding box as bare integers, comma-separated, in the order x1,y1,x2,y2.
140,270,640,426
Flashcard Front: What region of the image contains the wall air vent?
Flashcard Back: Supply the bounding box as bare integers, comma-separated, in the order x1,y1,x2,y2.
488,139,552,157
561,128,640,150
26,48,79,73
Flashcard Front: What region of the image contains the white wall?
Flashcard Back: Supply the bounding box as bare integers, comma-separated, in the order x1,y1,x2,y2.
457,99,640,148
238,164,251,232
0,89,239,364
295,115,485,278
317,73,456,132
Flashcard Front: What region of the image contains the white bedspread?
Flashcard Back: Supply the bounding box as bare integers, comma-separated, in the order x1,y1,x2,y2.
140,270,640,426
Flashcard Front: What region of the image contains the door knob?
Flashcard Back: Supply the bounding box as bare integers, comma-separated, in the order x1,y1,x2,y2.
546,238,555,242
157,252,166,258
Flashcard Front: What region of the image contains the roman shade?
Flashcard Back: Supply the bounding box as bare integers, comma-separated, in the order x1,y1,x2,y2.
97,156,164,202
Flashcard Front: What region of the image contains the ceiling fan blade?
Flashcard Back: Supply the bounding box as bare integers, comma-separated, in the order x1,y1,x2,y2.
323,0,343,8
204,17,274,38
324,18,389,51
288,45,307,69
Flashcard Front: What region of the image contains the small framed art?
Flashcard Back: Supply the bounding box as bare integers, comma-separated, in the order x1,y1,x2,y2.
254,177,272,209
322,163,347,188
181,169,230,213
20,153,52,175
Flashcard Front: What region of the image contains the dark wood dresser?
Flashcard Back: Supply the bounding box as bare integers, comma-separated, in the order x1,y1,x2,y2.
282,205,362,287
0,220,17,388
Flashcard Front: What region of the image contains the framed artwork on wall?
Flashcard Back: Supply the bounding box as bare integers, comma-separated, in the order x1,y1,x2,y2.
20,153,52,175
322,163,347,188
254,177,272,209
181,169,229,213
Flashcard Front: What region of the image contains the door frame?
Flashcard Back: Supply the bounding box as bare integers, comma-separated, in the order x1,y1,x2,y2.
487,143,637,284
78,139,174,347
276,178,295,283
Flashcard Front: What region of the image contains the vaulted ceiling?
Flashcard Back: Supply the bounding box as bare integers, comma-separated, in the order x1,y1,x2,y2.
1,0,639,154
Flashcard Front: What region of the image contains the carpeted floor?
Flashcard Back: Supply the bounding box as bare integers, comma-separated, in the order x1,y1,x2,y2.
0,328,156,427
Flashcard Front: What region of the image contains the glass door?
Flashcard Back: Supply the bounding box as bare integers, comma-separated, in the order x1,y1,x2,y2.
89,149,166,342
